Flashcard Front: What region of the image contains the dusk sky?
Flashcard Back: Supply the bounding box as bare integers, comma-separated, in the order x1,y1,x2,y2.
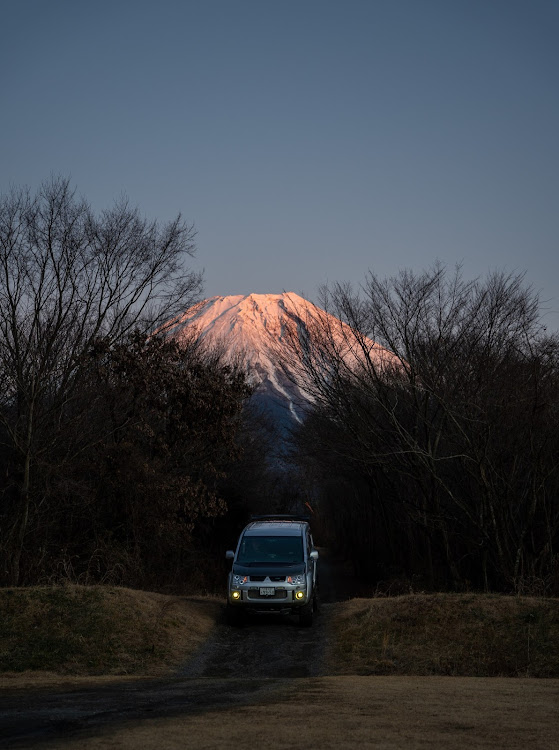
2,0,558,327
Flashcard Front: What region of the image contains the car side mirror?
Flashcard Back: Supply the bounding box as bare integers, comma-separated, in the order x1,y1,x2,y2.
310,549,319,560
225,550,235,561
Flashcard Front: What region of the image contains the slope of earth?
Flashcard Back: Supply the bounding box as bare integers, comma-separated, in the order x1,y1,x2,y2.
330,594,559,677
0,588,219,679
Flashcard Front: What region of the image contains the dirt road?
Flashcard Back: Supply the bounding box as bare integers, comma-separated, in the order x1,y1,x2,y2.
0,552,345,747
1,555,557,749
2,672,558,750
0,675,292,747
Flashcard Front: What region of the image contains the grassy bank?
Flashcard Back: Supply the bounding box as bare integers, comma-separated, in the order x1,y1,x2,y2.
0,586,219,678
329,594,559,677
1,588,558,681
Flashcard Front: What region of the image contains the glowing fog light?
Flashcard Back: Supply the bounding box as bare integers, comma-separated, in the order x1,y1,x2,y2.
231,591,241,600
295,591,305,600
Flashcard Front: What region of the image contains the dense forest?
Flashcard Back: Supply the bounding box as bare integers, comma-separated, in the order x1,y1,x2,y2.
1,179,557,594
0,178,265,589
285,268,559,595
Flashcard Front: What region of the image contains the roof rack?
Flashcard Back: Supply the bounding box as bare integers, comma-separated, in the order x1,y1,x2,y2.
249,514,311,523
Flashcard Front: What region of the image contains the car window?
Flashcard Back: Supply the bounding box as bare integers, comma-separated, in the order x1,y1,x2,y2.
237,535,303,564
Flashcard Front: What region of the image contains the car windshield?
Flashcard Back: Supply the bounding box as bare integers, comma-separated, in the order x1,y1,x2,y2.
237,535,303,564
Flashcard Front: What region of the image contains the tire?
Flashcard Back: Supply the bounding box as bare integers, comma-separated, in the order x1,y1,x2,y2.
313,591,320,613
298,601,313,627
226,604,245,627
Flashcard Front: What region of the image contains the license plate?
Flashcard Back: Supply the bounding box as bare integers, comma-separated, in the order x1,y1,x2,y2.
259,587,275,596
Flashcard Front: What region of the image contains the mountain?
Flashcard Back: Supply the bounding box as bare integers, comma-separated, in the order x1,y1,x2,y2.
164,292,393,432
164,293,310,429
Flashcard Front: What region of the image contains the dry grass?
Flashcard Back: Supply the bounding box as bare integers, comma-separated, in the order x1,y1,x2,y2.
42,676,559,750
3,588,559,688
329,594,559,677
0,586,220,681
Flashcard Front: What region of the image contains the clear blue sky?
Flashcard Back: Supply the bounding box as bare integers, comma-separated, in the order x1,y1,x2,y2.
2,0,558,326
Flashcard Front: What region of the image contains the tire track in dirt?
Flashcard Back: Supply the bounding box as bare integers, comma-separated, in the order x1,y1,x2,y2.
177,605,331,679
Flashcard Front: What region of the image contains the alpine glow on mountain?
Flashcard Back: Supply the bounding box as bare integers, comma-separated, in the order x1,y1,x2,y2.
164,292,394,429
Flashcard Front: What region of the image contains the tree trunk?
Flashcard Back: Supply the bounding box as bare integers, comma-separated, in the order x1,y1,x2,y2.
11,403,34,586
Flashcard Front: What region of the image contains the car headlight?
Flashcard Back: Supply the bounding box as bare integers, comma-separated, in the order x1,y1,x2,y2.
287,574,306,585
232,574,248,586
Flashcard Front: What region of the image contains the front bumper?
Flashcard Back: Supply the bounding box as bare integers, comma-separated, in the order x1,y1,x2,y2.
228,585,309,611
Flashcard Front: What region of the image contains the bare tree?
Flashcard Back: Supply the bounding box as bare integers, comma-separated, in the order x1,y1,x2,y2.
285,265,559,592
0,177,202,583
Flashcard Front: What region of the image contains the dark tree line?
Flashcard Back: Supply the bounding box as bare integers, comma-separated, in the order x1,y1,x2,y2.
0,178,257,588
4,178,557,596
284,266,559,594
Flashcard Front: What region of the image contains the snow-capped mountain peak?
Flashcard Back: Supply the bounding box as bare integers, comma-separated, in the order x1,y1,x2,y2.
164,292,393,429
165,293,313,426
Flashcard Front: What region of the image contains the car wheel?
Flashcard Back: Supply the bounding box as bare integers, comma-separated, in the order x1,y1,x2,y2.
298,601,313,627
226,604,245,627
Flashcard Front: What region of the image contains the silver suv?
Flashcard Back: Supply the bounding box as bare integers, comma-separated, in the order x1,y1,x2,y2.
225,515,319,626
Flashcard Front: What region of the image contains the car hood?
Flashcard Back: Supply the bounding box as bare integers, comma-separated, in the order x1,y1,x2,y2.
232,563,305,577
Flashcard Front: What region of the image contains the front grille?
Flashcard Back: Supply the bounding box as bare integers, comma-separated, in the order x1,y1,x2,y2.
270,576,286,582
249,576,265,582
248,575,286,582
247,589,288,600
